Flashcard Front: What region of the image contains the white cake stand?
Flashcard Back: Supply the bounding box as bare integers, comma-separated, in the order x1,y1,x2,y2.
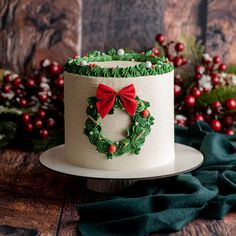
39,143,203,193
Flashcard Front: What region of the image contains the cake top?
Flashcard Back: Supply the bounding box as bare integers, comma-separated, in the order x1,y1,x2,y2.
64,48,174,78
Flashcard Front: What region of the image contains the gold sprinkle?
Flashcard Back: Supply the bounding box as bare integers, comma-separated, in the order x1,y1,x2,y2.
88,115,98,125
136,130,145,140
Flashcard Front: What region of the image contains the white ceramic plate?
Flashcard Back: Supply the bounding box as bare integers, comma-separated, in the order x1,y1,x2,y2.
39,143,203,180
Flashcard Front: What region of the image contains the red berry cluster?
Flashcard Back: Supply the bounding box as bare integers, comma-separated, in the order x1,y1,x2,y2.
155,33,188,67
154,33,235,135
194,55,227,91
0,59,64,139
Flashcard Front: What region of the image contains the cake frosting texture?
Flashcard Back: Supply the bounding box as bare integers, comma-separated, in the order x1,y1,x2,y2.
64,49,174,171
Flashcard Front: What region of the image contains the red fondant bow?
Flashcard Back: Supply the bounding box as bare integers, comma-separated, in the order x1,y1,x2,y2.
96,84,138,119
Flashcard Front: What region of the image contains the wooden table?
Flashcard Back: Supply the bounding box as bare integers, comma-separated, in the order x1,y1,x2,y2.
0,149,235,236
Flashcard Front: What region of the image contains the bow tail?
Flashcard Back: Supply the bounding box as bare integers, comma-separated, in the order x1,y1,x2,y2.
96,96,116,119
120,96,138,116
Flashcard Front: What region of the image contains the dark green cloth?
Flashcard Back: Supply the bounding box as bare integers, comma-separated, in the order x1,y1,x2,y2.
77,121,236,236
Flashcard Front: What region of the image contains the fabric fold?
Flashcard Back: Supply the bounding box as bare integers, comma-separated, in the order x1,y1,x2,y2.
77,121,236,236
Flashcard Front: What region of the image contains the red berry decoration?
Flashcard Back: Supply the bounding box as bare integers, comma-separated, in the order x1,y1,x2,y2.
39,128,49,138
50,62,62,75
226,98,236,110
194,114,205,122
184,95,195,107
174,74,184,85
55,76,64,87
211,101,222,111
211,73,219,86
26,78,35,87
194,73,202,81
13,77,22,88
210,119,222,132
19,98,27,107
213,56,221,64
108,144,117,153
21,113,30,123
218,63,226,72
226,129,234,135
155,33,165,45
175,43,184,52
195,65,203,74
174,85,182,97
191,87,201,98
2,84,11,93
25,123,33,132
180,56,188,65
173,56,183,67
152,48,159,56
4,74,12,83
35,118,43,129
47,118,55,128
38,109,46,119
223,115,233,127
38,93,49,103
141,109,150,118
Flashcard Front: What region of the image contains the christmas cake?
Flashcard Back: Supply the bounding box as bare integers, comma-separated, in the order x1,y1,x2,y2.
64,49,174,171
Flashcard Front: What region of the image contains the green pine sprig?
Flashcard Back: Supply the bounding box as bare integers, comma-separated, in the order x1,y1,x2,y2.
196,86,236,107
178,34,205,65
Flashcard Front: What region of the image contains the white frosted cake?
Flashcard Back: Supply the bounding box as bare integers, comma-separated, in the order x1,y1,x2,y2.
64,49,174,171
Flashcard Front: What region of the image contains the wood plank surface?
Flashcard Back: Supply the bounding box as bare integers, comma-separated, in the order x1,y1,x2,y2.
163,0,207,42
0,149,67,235
81,0,165,54
0,149,235,235
206,0,236,64
0,0,82,74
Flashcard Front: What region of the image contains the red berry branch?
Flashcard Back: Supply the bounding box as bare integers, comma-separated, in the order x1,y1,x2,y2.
154,33,236,135
0,59,64,150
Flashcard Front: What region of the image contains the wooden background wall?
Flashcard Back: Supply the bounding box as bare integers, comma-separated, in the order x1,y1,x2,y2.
1,0,236,74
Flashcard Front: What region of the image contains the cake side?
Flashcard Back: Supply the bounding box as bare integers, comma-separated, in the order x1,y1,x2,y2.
64,69,175,171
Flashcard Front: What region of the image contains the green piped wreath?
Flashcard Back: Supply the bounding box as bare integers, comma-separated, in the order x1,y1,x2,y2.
84,96,154,159
64,48,174,78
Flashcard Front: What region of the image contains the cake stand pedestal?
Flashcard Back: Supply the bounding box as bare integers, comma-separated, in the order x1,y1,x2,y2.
86,179,137,193
39,143,203,193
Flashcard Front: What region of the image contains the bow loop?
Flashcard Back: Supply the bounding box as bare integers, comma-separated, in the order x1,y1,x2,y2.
96,84,138,119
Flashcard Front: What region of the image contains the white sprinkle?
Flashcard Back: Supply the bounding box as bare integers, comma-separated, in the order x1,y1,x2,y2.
80,60,88,66
102,52,106,56
203,53,212,62
11,74,18,79
116,142,119,145
232,75,236,85
42,59,51,67
3,70,11,76
145,61,152,68
135,122,139,126
90,105,93,108
40,83,50,89
89,131,93,135
117,48,125,56
206,108,212,115
1,92,14,100
175,115,187,121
